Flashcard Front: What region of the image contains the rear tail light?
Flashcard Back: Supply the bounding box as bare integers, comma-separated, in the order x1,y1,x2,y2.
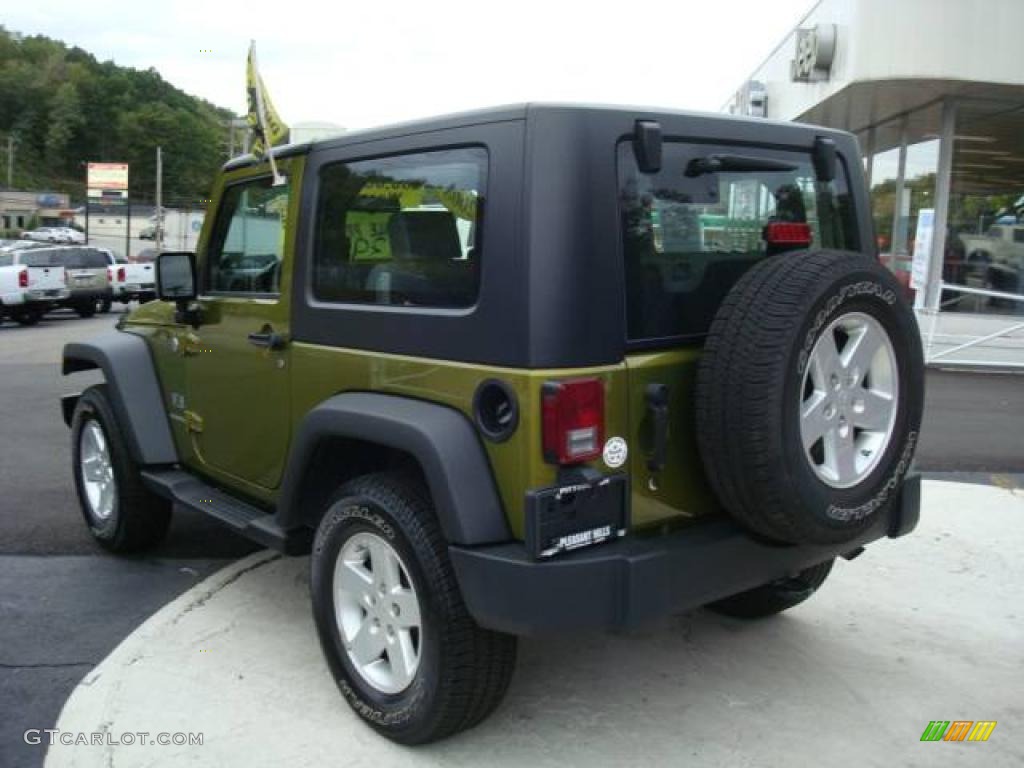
107,267,112,282
764,221,813,247
18,268,28,288
117,267,126,282
542,378,605,465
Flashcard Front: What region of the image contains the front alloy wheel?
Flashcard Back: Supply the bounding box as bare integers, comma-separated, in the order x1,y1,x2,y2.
79,419,117,521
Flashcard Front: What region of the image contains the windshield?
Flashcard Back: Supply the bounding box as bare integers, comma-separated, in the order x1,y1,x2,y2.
619,140,858,341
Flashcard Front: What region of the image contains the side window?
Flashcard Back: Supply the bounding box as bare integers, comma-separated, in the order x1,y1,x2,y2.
618,141,856,341
313,147,487,308
206,176,290,295
1013,229,1024,244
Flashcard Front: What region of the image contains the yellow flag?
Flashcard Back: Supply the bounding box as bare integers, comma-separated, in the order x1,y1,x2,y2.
246,42,289,159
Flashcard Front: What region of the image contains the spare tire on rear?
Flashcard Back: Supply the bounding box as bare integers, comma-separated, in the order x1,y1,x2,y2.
696,250,924,545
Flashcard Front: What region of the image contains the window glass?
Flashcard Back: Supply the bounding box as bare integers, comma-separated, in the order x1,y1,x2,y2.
0,254,11,267
20,250,55,267
619,141,857,341
206,176,290,294
1014,229,1024,245
313,147,486,308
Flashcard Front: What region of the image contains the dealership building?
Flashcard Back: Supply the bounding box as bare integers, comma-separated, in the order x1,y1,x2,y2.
725,0,1024,317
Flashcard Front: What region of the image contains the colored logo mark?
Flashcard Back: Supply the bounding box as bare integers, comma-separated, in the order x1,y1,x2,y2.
920,721,997,742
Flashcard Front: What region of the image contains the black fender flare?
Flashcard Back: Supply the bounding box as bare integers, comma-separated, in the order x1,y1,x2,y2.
62,332,178,466
276,392,511,546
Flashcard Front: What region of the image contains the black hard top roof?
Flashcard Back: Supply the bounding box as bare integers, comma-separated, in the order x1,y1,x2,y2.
223,102,849,172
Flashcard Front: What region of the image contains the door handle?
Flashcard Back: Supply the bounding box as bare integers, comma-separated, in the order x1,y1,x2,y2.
644,383,670,472
247,328,288,350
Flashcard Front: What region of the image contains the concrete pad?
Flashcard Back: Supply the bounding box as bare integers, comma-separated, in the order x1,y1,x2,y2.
47,481,1024,767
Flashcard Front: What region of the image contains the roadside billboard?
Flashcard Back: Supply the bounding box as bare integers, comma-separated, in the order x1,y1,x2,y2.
87,163,129,200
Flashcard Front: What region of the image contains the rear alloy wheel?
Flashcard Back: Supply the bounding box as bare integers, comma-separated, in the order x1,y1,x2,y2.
311,472,516,744
334,531,423,694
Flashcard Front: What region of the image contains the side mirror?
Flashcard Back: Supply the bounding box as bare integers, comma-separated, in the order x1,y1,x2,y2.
156,251,197,301
156,251,200,327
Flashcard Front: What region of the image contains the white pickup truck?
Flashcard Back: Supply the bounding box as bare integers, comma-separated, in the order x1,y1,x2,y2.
95,248,157,310
0,251,69,325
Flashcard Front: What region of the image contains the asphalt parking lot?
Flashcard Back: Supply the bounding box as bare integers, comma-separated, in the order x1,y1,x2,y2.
1,308,1023,767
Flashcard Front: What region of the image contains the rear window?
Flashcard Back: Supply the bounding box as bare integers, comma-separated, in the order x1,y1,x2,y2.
618,141,858,342
313,147,486,308
20,251,57,267
52,248,107,269
0,254,11,267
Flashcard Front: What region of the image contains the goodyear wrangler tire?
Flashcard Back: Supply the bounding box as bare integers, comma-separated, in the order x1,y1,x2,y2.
310,471,516,744
696,250,924,545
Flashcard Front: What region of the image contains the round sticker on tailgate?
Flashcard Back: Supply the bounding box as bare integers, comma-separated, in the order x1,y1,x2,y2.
603,436,628,468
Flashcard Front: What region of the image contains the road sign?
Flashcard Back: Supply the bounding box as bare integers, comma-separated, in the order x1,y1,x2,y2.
87,162,129,191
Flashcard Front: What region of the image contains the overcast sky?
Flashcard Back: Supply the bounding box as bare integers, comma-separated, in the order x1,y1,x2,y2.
5,0,816,130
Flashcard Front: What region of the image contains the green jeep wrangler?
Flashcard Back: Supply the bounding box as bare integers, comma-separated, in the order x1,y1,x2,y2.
61,104,924,744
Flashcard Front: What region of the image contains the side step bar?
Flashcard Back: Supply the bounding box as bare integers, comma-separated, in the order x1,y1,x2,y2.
140,469,312,554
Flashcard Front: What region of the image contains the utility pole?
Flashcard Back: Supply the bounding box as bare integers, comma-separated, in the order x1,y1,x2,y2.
155,146,163,255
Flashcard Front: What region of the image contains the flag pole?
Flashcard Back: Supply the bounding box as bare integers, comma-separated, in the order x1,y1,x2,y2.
249,42,285,186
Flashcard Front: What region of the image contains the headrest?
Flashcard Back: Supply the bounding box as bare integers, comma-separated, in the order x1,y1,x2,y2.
387,211,461,262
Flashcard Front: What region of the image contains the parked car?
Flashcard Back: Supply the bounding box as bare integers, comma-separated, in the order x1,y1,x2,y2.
94,248,156,309
138,225,164,241
61,104,924,745
1,239,48,253
45,246,112,317
0,250,69,325
22,226,85,244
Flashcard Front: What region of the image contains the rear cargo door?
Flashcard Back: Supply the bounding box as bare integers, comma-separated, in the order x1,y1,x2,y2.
17,251,67,296
616,139,858,528
26,266,65,293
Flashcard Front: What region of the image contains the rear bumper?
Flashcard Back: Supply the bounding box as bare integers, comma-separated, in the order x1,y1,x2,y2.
61,289,110,304
26,288,70,303
450,475,921,635
119,285,156,301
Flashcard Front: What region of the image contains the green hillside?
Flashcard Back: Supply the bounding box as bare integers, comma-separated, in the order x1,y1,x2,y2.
0,27,235,203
